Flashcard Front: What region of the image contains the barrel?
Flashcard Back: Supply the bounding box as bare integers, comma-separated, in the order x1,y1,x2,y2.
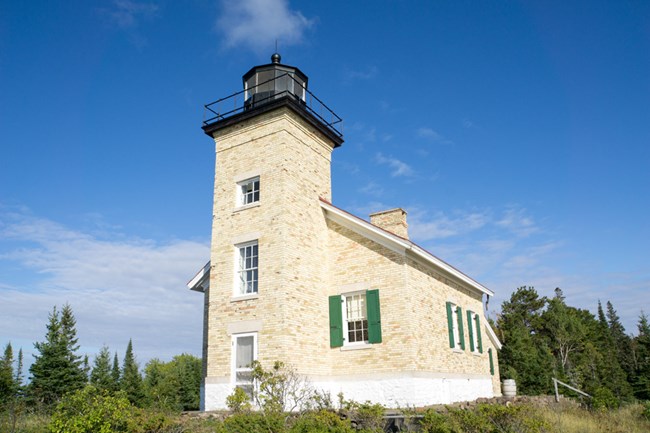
502,379,517,397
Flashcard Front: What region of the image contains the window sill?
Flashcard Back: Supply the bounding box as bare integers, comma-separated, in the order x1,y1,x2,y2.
230,294,259,302
340,343,373,351
471,351,482,357
452,348,464,354
233,202,261,213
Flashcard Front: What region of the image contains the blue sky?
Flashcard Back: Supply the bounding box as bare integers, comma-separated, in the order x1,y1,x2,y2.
1,0,649,371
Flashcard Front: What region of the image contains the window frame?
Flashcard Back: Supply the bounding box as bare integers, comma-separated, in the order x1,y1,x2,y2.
237,176,260,207
231,332,258,400
342,291,370,346
329,289,381,348
235,240,259,296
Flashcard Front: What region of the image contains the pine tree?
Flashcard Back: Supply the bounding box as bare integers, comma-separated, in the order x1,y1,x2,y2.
90,346,115,392
0,342,17,404
632,311,650,400
606,302,635,388
29,305,86,405
111,352,121,392
496,287,554,394
120,339,144,406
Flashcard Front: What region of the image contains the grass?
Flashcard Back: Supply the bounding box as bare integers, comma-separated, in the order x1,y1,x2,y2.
538,402,650,433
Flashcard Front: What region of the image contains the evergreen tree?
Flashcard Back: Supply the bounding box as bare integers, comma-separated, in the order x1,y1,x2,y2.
143,354,202,411
111,352,121,392
90,346,115,392
632,312,650,400
496,287,554,394
0,342,17,404
606,301,635,381
120,339,144,406
15,348,23,393
29,305,86,405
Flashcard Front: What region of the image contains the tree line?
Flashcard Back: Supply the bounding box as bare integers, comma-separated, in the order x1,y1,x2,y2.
496,286,650,406
0,304,201,414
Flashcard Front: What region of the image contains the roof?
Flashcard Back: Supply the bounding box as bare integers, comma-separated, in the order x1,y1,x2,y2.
319,198,494,297
187,261,210,293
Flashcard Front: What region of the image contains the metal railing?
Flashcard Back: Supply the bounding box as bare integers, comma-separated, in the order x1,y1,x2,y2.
202,73,343,138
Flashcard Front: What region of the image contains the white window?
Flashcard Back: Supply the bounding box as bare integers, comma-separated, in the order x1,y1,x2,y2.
236,241,258,295
343,292,369,344
238,177,260,206
232,333,257,399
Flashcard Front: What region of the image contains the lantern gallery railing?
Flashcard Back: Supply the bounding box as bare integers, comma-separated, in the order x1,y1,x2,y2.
203,73,343,138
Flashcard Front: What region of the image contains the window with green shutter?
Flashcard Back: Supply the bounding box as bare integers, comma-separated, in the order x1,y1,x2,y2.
488,348,494,375
328,295,343,348
330,290,382,347
446,302,455,348
466,310,475,352
366,289,382,344
475,314,483,353
456,306,465,350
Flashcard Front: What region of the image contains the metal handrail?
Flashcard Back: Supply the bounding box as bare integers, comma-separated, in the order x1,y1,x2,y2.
203,73,343,138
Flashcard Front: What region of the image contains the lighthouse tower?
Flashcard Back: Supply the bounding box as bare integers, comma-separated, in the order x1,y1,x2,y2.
199,54,343,409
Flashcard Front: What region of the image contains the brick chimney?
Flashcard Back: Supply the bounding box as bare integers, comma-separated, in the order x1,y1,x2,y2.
369,208,409,239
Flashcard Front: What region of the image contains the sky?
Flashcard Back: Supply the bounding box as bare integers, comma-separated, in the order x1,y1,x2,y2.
1,0,649,373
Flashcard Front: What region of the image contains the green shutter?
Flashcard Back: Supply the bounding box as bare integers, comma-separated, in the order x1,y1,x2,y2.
329,295,343,348
456,306,465,350
475,314,483,353
466,310,475,352
366,289,382,344
445,302,455,348
488,348,494,375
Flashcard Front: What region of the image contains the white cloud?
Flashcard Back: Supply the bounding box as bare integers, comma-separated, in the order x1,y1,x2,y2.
104,0,159,29
375,152,414,177
409,210,489,241
417,127,453,145
217,0,314,52
358,181,384,198
496,206,539,237
0,209,208,370
343,66,379,82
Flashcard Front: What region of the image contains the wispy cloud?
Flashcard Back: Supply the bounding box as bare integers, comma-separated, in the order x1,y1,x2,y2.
416,127,453,145
496,206,539,237
358,181,384,198
105,0,159,28
0,208,208,368
217,0,314,53
409,209,489,241
375,152,414,177
343,65,379,82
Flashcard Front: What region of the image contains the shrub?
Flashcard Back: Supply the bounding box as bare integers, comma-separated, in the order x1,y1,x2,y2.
591,387,620,411
641,401,650,421
226,387,252,413
49,385,133,433
289,410,354,433
223,411,285,433
419,409,452,433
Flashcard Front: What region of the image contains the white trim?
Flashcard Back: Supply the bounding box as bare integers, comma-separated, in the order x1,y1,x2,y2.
187,261,210,292
485,320,503,350
320,200,493,297
233,240,259,296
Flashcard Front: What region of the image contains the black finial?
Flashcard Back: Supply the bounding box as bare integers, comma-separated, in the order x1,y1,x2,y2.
271,52,281,64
